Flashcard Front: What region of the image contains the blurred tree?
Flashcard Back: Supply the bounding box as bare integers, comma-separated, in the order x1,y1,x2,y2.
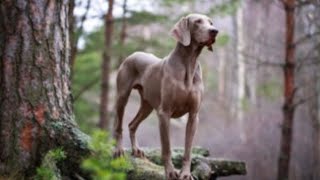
70,0,92,76
117,0,128,68
235,0,246,142
0,0,89,178
69,0,76,61
209,0,240,16
277,0,296,179
99,0,114,130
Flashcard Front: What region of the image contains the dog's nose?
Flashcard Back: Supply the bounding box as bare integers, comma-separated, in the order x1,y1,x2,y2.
209,29,219,36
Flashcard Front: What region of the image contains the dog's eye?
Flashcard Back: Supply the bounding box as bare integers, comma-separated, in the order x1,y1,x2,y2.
209,21,213,25
195,19,202,24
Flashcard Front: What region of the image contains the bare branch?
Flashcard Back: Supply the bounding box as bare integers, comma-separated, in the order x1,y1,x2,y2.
296,42,320,71
241,51,284,68
294,31,320,46
296,57,320,70
73,77,100,101
294,92,319,108
295,0,320,8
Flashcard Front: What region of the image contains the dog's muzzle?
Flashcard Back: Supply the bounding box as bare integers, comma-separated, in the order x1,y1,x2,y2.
206,29,218,51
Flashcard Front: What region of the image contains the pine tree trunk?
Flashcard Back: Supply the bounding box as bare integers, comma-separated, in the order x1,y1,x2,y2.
117,0,128,68
277,1,296,180
69,0,76,69
69,0,91,76
99,0,114,130
235,3,246,142
0,0,89,178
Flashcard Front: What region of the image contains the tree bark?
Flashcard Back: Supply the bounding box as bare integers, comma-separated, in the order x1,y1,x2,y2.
69,0,76,68
0,0,89,178
99,0,114,130
277,1,296,180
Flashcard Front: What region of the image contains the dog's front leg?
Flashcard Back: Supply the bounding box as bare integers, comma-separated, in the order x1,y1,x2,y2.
180,113,199,180
157,110,179,180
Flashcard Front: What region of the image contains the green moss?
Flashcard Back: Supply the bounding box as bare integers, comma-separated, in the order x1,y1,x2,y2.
124,147,246,179
70,126,90,151
50,121,65,131
128,158,164,180
142,147,210,167
24,83,43,106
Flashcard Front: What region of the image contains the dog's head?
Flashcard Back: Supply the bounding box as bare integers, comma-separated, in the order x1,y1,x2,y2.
170,14,218,51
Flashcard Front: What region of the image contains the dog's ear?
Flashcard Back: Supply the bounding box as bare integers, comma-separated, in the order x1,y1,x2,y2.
170,17,191,46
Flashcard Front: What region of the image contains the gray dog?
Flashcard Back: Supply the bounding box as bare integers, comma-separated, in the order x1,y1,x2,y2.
114,14,218,180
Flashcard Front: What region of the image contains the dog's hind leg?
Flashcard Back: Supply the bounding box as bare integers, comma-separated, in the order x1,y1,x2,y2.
113,68,133,157
128,90,152,158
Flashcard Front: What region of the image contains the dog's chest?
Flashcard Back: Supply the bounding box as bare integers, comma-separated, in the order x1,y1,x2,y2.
170,82,203,118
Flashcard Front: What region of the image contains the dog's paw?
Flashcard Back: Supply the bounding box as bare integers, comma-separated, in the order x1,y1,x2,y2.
113,148,125,158
179,170,194,180
131,148,145,158
166,169,179,180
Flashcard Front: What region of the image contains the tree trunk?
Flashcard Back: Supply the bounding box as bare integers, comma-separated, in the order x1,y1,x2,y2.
69,0,76,68
235,3,246,142
69,0,91,76
99,0,114,130
218,49,226,102
0,0,89,178
117,0,128,68
277,1,296,180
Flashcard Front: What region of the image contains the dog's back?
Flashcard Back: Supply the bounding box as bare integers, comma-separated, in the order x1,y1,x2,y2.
119,52,161,79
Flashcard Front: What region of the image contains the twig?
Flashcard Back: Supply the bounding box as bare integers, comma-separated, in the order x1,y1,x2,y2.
241,51,284,67
294,31,320,46
73,77,100,101
296,42,320,72
294,92,319,108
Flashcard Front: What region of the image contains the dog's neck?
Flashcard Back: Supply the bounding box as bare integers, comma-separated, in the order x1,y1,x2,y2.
169,41,204,87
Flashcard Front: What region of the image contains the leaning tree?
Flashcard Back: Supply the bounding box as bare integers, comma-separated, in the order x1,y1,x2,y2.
0,0,89,178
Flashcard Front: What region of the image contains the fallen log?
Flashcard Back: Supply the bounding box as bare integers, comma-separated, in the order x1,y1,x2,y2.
126,147,246,180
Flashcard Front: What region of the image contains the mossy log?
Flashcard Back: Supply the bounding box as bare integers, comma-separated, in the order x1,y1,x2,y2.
126,147,246,180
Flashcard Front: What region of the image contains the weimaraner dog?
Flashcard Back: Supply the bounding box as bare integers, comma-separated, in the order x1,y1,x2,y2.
114,14,218,180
